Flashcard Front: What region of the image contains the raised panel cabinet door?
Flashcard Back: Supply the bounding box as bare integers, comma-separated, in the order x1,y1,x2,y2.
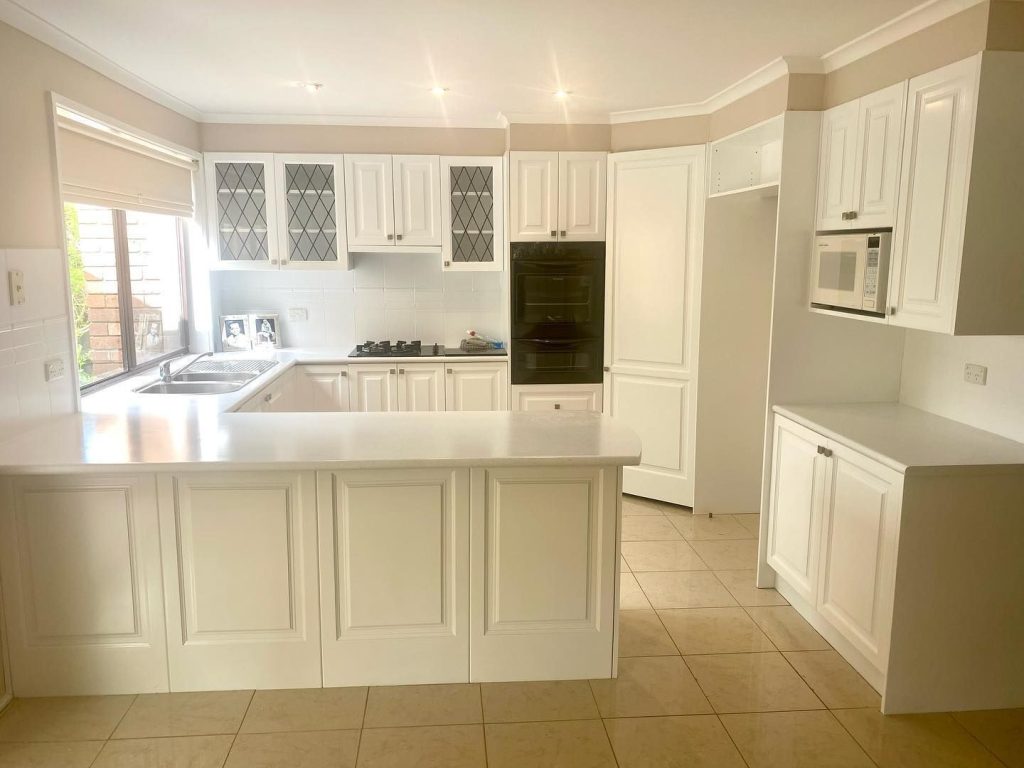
398,364,445,412
276,155,350,270
890,56,980,333
441,156,503,271
444,363,508,411
558,152,606,240
318,468,470,685
344,155,395,247
509,152,558,241
470,465,618,681
815,101,860,231
766,418,827,604
300,365,350,411
852,82,907,229
205,153,279,267
393,155,441,247
348,364,398,412
157,472,321,690
0,474,168,695
817,444,902,673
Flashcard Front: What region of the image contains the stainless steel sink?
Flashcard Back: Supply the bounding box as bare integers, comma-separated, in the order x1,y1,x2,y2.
136,358,278,394
172,372,253,383
136,380,245,395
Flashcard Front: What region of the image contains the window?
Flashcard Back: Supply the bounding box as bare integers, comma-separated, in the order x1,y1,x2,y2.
64,202,189,389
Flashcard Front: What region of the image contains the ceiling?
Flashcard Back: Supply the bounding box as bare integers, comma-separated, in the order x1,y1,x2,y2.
11,0,928,124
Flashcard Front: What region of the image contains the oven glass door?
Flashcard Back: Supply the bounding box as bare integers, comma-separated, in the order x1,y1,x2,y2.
512,260,604,339
812,236,866,309
511,338,603,385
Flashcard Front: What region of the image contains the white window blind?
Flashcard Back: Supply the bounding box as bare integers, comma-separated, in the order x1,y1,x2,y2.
56,108,196,217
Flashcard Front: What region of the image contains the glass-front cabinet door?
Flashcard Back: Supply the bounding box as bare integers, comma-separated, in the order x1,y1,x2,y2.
276,155,349,270
440,156,504,271
205,153,278,267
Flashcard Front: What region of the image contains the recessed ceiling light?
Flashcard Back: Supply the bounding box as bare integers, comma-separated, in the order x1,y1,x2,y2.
297,82,323,94
431,86,449,96
554,89,570,99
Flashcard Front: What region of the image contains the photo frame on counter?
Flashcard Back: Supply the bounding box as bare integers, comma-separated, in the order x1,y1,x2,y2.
221,314,252,351
252,313,281,349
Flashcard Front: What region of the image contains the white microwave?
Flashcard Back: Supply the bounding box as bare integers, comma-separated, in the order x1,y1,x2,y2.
810,231,891,316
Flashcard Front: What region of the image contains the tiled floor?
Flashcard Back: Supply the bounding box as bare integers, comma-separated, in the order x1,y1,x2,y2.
0,495,1020,767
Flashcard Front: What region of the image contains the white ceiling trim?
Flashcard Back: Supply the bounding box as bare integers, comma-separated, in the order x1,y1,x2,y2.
199,112,508,129
0,0,204,120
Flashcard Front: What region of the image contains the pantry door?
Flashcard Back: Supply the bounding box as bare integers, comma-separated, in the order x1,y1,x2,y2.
604,146,705,507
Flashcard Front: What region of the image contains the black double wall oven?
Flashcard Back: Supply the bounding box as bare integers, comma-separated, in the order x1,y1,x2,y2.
510,242,605,385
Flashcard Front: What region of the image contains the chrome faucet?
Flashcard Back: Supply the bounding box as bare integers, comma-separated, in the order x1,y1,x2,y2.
159,351,214,383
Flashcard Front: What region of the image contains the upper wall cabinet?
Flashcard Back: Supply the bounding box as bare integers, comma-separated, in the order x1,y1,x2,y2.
344,154,441,252
275,155,349,270
440,156,504,272
206,153,279,268
815,81,906,232
509,151,606,242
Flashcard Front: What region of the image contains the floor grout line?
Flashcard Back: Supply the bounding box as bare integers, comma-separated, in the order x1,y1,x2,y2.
220,689,255,768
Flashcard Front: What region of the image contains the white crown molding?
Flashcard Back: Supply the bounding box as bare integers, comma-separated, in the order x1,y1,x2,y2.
0,0,203,120
199,112,507,129
821,0,985,72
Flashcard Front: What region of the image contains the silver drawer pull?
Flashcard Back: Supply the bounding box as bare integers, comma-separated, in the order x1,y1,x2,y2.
398,368,405,374
550,230,556,237
389,368,396,374
554,403,561,410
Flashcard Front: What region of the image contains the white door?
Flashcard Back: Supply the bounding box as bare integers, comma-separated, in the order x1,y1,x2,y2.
605,145,705,506
157,472,321,691
889,56,980,333
512,384,601,412
275,154,349,270
0,475,167,696
469,466,618,681
344,155,395,247
509,152,558,241
393,155,441,247
348,364,398,412
318,468,470,685
851,82,907,229
398,364,445,412
817,444,902,673
445,363,508,411
558,152,606,240
815,101,860,231
440,156,504,272
766,418,827,605
205,153,280,268
299,365,350,411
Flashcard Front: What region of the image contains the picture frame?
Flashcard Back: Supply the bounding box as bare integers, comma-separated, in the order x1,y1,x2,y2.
251,313,281,349
134,309,164,355
221,314,252,351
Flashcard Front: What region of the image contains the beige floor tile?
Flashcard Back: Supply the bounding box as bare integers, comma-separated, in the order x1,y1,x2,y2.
356,724,485,768
621,540,707,571
658,608,776,654
619,555,630,573
683,652,824,713
621,496,664,516
618,610,678,657
481,681,598,723
485,720,616,768
241,686,367,733
953,708,1024,768
689,539,759,570
621,516,682,541
668,514,753,541
364,683,481,727
721,710,874,767
714,570,789,607
227,730,359,768
0,741,103,767
93,735,233,768
746,606,830,651
113,690,253,739
734,513,762,535
783,651,881,709
834,708,1004,768
604,715,746,768
634,571,736,609
589,657,712,718
619,573,652,610
0,696,134,742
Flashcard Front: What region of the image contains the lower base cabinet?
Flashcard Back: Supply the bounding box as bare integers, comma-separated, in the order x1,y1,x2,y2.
512,384,602,412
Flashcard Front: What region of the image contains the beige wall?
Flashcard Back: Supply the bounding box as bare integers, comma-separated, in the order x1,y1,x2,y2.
506,123,611,151
0,21,200,249
609,115,708,153
200,123,506,155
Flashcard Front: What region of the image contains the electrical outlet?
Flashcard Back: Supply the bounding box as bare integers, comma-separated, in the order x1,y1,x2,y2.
44,357,65,382
288,307,308,322
964,363,988,385
7,269,25,306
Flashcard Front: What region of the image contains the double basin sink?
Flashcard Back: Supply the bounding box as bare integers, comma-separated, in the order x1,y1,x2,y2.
136,358,278,395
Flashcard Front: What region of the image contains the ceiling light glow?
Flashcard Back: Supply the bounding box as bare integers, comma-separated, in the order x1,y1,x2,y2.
554,89,570,99
431,86,449,96
297,82,323,94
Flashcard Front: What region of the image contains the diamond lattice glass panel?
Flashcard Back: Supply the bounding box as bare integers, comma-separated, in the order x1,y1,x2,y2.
450,166,495,263
285,163,338,263
216,163,270,261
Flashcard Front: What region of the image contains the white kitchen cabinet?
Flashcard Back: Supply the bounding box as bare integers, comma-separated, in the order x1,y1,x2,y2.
558,152,607,240
348,364,399,412
344,154,442,252
205,153,280,268
441,156,504,271
445,363,508,411
238,368,301,412
398,363,445,412
157,472,321,690
393,155,441,247
510,152,606,242
815,101,859,231
275,154,350,270
297,365,350,411
344,155,394,247
318,468,470,686
512,383,601,412
0,474,168,695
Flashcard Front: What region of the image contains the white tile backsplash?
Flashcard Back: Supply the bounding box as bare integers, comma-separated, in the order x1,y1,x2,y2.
213,253,509,350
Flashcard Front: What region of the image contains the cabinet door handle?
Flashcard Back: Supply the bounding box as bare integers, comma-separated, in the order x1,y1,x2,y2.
554,403,561,410
446,368,453,374
340,371,347,377
398,368,405,374
389,368,396,374
387,234,394,241
889,306,897,315
560,230,567,237
264,393,273,402
444,260,451,267
396,234,403,241
603,366,610,372
550,230,557,238
842,210,858,220
270,258,279,265
817,445,833,458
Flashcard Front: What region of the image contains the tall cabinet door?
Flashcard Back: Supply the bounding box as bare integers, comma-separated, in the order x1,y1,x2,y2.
766,418,826,605
509,152,558,241
851,82,907,230
393,155,441,247
889,56,980,333
398,364,445,412
605,146,705,506
348,364,399,412
318,468,470,685
344,155,395,246
558,152,606,240
815,102,859,231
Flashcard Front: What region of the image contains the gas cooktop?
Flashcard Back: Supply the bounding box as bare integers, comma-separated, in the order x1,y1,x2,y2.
349,340,507,358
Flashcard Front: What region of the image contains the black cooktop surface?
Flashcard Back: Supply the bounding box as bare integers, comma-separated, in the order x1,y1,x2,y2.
349,340,507,358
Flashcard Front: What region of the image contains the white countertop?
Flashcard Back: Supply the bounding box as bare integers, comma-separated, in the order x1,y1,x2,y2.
775,402,1024,475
